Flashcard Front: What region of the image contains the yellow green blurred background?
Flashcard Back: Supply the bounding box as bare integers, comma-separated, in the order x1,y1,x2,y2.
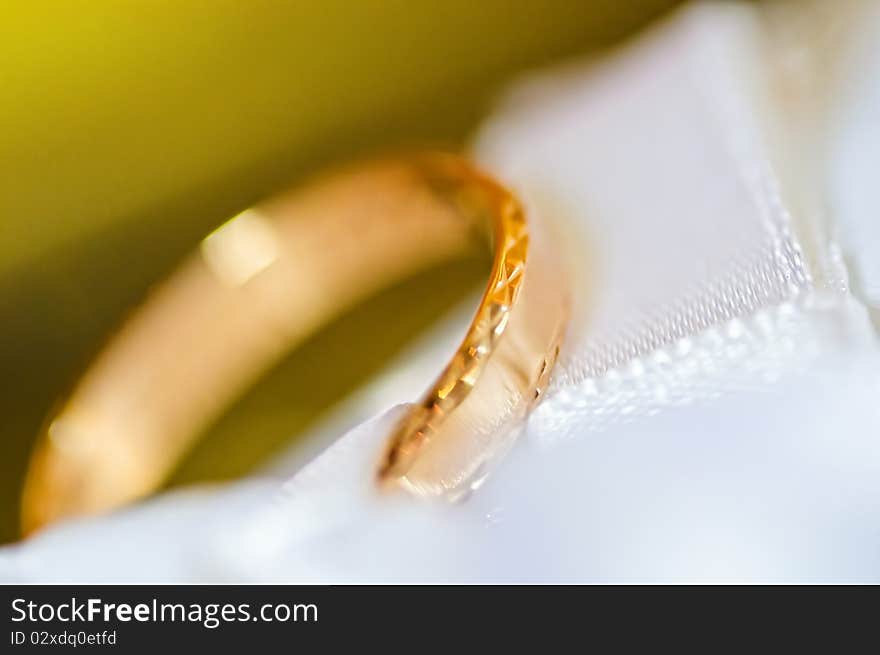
0,0,682,543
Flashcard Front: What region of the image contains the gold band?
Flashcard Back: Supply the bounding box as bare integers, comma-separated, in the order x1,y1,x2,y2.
378,161,568,497
21,153,568,534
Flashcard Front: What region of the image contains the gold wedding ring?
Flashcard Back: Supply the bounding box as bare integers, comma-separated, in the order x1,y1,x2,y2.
21,153,568,535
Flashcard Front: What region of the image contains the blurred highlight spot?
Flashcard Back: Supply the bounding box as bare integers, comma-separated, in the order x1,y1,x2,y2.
201,210,279,287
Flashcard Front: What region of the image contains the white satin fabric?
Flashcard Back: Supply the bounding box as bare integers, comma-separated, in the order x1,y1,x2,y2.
3,0,879,582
